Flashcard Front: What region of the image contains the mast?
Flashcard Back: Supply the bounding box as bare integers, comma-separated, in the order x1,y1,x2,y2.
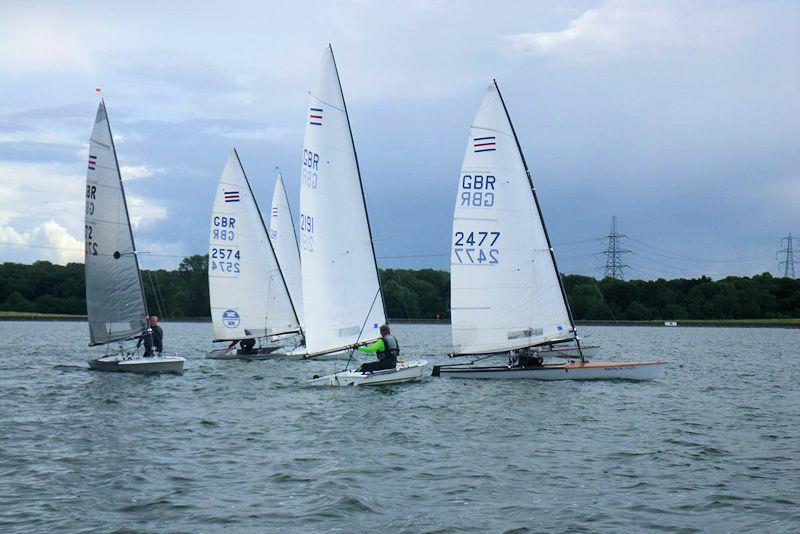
492,80,581,356
105,98,149,321
327,44,388,323
233,149,302,336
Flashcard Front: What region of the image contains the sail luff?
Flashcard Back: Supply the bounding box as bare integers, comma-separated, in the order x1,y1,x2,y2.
105,100,148,321
269,172,304,330
492,80,578,336
327,44,388,322
234,150,301,331
208,150,300,341
450,82,574,355
84,100,148,346
278,173,301,264
299,45,386,355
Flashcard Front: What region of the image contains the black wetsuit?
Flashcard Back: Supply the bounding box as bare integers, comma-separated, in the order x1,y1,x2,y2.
239,338,256,354
151,324,163,354
140,324,163,356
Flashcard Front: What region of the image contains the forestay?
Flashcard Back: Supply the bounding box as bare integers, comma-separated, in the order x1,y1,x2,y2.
269,172,304,327
209,150,299,342
450,82,574,355
299,45,386,356
84,101,148,346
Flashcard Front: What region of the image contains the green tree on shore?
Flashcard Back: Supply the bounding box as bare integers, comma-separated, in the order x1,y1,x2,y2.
1,259,798,320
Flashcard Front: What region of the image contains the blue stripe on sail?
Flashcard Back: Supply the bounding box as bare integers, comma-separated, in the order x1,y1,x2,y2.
474,148,496,152
473,136,496,141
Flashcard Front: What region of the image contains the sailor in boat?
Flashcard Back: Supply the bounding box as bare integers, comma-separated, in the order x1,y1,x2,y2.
354,325,400,373
238,338,256,354
137,315,164,357
509,348,544,368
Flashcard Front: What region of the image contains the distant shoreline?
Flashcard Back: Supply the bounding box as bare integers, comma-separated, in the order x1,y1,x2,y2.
2,312,797,328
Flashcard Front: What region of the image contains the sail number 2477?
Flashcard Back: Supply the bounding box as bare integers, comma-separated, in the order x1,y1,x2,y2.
453,231,499,264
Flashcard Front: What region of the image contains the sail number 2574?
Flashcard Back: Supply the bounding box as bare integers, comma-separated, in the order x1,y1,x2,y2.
210,247,240,273
453,231,499,264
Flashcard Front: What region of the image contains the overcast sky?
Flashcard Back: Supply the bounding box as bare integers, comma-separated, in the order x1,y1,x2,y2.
0,0,798,279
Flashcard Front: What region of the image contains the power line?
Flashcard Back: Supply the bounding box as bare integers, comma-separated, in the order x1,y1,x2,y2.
777,232,799,278
628,237,772,263
601,215,630,279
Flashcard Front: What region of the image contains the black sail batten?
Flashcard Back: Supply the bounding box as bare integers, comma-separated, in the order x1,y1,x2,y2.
92,99,148,347
327,43,389,325
232,148,303,338
492,80,581,356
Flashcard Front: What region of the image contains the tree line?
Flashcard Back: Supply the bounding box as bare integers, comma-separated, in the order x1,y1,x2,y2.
1,257,798,320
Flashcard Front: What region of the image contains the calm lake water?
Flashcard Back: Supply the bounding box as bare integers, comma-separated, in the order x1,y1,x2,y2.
0,322,797,533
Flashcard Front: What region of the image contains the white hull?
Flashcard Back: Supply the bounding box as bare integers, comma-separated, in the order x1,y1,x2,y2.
539,344,600,359
433,360,666,381
309,360,428,386
88,354,185,374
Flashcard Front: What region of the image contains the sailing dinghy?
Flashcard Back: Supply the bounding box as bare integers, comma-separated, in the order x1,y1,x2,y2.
264,171,307,356
301,45,426,384
84,101,184,374
206,150,302,359
432,81,665,381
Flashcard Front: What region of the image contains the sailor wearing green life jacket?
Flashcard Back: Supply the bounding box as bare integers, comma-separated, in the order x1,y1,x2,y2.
353,324,399,373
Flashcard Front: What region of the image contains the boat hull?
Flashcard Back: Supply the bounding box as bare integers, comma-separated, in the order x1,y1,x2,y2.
88,355,185,374
205,346,281,360
432,360,666,381
309,360,428,386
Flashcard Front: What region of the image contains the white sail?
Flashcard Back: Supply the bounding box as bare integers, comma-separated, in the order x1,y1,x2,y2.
209,149,300,342
268,172,304,328
84,101,148,346
450,82,574,355
299,45,386,356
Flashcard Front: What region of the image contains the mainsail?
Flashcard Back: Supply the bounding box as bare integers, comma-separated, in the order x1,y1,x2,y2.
269,172,304,328
299,45,386,357
84,100,148,346
208,149,300,342
450,81,575,356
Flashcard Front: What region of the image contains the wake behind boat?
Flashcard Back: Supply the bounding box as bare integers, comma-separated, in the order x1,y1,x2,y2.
84,100,184,374
436,80,664,381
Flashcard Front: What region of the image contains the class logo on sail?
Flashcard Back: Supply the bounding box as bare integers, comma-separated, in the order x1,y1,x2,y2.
271,207,279,217
222,309,240,328
309,107,323,126
473,136,496,153
88,155,97,170
224,190,240,203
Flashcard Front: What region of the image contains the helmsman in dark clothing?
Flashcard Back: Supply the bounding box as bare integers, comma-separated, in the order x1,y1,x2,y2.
139,315,163,357
355,324,400,373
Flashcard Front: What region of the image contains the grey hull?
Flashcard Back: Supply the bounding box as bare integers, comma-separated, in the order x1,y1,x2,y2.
88,356,184,374
205,346,282,360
